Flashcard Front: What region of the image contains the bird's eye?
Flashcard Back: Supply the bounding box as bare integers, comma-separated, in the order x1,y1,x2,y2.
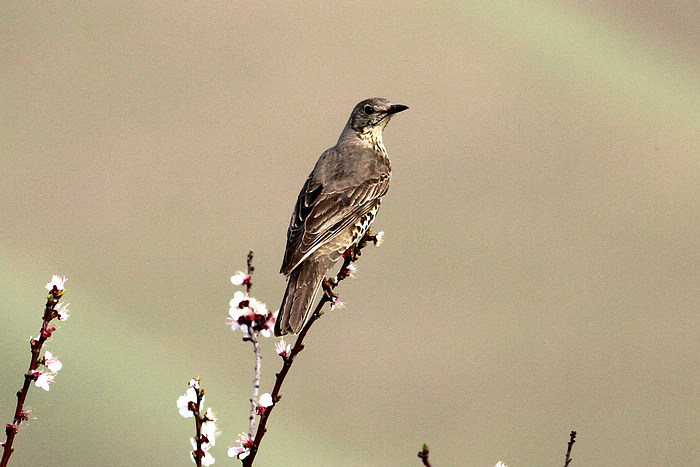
363,105,374,115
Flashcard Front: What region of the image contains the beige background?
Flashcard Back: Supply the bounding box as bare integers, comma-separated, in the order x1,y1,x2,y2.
1,2,698,466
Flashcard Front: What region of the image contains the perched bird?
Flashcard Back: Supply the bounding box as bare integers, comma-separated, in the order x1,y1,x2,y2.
275,97,408,336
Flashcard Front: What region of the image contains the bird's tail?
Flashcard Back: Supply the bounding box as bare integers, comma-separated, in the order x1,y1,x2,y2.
275,259,327,336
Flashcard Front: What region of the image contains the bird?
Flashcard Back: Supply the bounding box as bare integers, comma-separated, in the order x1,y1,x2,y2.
275,97,408,336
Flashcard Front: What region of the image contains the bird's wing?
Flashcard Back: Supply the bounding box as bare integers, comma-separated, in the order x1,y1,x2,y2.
280,170,389,275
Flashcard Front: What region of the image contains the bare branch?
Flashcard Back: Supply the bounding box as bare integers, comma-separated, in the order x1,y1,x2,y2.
418,443,433,467
564,430,577,467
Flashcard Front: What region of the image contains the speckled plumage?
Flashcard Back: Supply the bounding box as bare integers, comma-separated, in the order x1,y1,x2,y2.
275,98,408,336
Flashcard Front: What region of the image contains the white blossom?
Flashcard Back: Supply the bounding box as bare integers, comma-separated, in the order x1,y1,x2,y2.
374,231,384,246
45,275,67,292
190,437,215,466
43,351,62,372
258,393,273,408
275,338,291,358
177,387,200,418
230,271,250,286
35,372,55,391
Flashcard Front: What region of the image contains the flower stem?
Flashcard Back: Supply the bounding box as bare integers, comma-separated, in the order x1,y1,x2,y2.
247,331,262,438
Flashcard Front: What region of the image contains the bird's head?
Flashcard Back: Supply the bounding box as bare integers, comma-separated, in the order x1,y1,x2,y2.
348,98,408,143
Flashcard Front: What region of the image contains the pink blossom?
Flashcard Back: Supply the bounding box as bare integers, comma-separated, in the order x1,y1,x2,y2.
331,297,345,310
228,433,253,460
54,302,70,321
41,324,56,339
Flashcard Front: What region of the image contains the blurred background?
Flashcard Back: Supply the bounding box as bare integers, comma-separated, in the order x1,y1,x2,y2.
1,1,698,466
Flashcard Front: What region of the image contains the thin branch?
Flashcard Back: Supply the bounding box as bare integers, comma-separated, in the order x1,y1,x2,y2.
2,279,66,467
245,250,254,296
193,385,204,467
239,250,262,438
564,430,577,467
246,331,262,438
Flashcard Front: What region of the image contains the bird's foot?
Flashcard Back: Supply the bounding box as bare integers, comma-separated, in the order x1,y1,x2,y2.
322,278,337,300
322,278,346,310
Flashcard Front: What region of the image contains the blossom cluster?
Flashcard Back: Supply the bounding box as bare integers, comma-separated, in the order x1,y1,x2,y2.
31,276,70,392
227,432,253,460
177,379,219,466
227,286,276,339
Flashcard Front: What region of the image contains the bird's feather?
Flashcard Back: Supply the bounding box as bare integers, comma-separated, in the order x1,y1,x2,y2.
280,148,390,276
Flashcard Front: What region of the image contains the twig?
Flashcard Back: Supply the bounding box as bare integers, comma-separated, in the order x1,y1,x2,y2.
193,384,204,467
418,443,433,467
564,430,577,467
246,331,262,438
1,277,67,467
240,251,263,438
245,251,254,296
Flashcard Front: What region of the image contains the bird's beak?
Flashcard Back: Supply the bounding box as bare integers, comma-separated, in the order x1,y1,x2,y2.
387,104,409,114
